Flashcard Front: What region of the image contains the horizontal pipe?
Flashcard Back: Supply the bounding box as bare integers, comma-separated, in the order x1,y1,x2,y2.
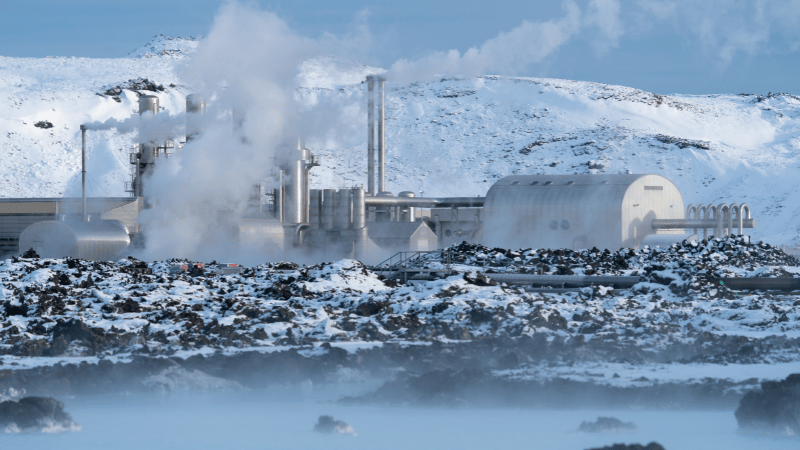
364,196,485,208
716,277,800,291
651,218,756,229
483,273,640,288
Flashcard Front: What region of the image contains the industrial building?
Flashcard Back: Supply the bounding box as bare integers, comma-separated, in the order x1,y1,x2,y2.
8,75,756,262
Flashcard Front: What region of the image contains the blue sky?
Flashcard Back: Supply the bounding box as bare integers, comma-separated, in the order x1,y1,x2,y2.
1,0,798,95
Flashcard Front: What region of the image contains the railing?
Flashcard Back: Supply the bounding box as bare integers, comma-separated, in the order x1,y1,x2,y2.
368,249,452,281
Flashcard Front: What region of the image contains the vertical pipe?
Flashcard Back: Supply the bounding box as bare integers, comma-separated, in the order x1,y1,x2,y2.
323,189,336,230
352,188,366,229
80,125,87,221
285,159,304,224
367,76,375,195
378,77,386,193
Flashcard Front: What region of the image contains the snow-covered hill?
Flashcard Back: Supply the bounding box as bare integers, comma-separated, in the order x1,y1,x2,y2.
2,37,800,246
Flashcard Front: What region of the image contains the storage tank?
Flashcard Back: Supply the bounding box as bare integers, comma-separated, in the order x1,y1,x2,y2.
482,174,684,250
19,219,131,261
236,219,285,253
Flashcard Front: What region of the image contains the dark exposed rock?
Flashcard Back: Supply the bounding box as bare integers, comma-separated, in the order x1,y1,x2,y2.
33,121,53,129
314,415,355,435
50,319,107,356
578,416,638,433
587,444,665,450
0,397,78,431
735,373,800,434
21,248,39,258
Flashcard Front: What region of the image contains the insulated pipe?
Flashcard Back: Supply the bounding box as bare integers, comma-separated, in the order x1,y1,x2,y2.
273,188,283,222
352,188,366,229
686,204,698,237
323,189,336,230
309,189,322,229
717,203,730,237
484,273,641,289
294,223,309,246
367,76,375,195
651,218,757,229
378,76,386,194
398,191,416,222
364,196,485,208
80,125,87,221
717,277,800,291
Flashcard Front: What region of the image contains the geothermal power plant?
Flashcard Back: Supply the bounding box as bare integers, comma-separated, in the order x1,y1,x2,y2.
4,75,756,262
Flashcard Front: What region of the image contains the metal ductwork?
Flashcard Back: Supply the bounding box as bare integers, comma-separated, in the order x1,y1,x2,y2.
19,219,131,261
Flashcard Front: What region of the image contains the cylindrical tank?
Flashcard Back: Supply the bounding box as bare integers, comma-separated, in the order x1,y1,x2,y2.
185,94,205,141
323,189,336,230
398,191,415,222
352,188,366,229
284,159,305,225
19,220,131,261
138,95,159,115
309,189,322,229
335,189,352,230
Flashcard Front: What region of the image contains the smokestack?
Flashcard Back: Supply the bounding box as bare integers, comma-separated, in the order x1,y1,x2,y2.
136,95,159,198
377,76,386,194
367,76,375,195
185,94,205,142
80,125,87,221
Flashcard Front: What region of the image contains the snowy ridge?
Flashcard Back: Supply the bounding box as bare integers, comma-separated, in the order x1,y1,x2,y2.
2,38,800,244
127,35,200,59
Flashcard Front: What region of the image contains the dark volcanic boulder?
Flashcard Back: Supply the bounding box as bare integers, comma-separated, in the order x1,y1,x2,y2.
735,373,800,434
50,319,107,356
587,444,665,450
314,415,355,435
578,416,638,433
0,397,79,432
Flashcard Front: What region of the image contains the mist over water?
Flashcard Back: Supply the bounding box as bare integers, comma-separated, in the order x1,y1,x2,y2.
5,388,797,450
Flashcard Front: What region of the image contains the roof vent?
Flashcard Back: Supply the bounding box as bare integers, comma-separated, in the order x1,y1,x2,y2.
543,181,553,186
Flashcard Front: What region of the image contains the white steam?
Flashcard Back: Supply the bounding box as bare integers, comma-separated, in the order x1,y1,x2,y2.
387,0,623,82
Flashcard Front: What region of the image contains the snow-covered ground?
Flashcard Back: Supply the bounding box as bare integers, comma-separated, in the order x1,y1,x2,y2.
2,36,800,245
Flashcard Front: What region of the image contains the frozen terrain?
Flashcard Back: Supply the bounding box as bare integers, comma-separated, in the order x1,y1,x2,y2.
2,36,800,245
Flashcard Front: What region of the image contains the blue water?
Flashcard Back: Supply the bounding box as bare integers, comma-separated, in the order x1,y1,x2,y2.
3,387,796,449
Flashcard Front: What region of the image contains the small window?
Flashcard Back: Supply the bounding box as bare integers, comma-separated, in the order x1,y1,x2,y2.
600,180,608,185
445,229,452,237
561,220,570,230
511,181,520,185
530,181,539,185
549,220,558,230
644,185,663,191
565,180,575,185
543,181,553,186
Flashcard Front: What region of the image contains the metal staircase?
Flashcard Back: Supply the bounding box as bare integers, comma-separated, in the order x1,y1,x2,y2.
368,249,453,281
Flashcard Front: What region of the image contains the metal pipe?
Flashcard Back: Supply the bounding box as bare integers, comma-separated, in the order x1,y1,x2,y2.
323,189,336,230
717,203,730,237
398,191,415,222
367,76,375,195
80,125,87,221
364,196,485,208
717,277,800,291
651,218,756,229
378,76,386,194
484,273,641,289
352,188,366,229
294,223,309,246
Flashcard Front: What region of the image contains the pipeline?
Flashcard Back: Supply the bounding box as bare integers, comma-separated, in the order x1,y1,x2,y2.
483,273,640,288
716,277,800,291
365,196,485,208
